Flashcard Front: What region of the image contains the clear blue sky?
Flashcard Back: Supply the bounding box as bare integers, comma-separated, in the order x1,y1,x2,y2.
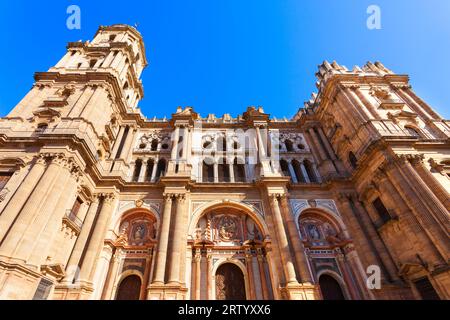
0,1,449,119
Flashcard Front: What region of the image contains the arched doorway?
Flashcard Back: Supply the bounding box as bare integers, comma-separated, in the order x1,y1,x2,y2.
116,275,142,300
215,263,246,300
319,274,346,300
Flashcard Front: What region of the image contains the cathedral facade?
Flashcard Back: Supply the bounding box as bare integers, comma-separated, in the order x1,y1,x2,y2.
0,24,448,300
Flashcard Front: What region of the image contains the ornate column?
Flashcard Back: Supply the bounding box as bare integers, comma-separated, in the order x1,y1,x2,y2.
150,156,159,182
78,193,117,285
336,193,380,269
256,248,269,300
245,247,256,300
269,194,298,284
255,126,267,159
213,162,219,183
279,195,313,283
151,194,173,284
299,162,310,183
138,158,147,182
120,125,137,160
307,127,328,162
0,154,64,261
287,161,299,183
0,156,46,242
171,125,181,160
61,195,100,284
193,249,201,300
101,249,121,300
167,194,187,284
206,251,213,300
382,157,449,262
181,127,189,159
409,155,450,213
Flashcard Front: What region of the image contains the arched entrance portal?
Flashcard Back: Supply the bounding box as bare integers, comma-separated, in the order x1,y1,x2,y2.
116,275,142,300
215,263,246,300
319,274,346,300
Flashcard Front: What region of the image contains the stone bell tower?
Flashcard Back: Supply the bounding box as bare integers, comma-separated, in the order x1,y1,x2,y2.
5,24,147,161
0,25,148,300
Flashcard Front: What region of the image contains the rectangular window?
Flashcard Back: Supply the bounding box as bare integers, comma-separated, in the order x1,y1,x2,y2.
372,197,392,224
69,197,83,221
413,277,440,300
0,172,12,191
32,278,53,300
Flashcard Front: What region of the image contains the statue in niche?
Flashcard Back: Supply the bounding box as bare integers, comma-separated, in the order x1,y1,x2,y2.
307,224,321,240
132,223,146,241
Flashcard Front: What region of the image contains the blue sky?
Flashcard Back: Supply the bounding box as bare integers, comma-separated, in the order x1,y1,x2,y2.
0,1,449,119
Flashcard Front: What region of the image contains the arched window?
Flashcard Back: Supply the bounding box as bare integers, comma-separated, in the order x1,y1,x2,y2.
150,139,158,151
116,275,142,300
280,159,291,178
304,160,318,183
146,159,154,181
292,160,306,183
132,160,142,182
218,158,230,182
233,158,246,182
319,274,346,300
348,152,358,169
202,159,214,183
155,159,166,181
218,136,227,152
405,126,421,138
285,140,294,152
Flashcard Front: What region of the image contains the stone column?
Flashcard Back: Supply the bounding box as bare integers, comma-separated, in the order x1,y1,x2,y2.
229,163,235,183
0,154,64,260
257,249,269,300
353,199,400,283
141,251,153,300
206,251,213,300
181,127,189,159
336,193,379,270
317,127,337,161
409,155,450,215
245,248,256,300
269,194,297,284
0,156,46,242
167,194,187,284
61,195,100,284
287,161,299,183
151,194,173,284
150,156,159,182
101,250,121,300
307,128,328,162
120,126,137,160
383,159,449,262
138,158,147,182
213,162,219,183
193,249,201,300
171,126,181,160
396,156,449,251
78,193,117,284
255,126,267,159
299,162,311,183
110,126,125,159
279,195,312,283
28,163,82,266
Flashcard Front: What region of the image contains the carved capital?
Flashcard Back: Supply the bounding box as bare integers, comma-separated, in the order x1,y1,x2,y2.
101,193,116,204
